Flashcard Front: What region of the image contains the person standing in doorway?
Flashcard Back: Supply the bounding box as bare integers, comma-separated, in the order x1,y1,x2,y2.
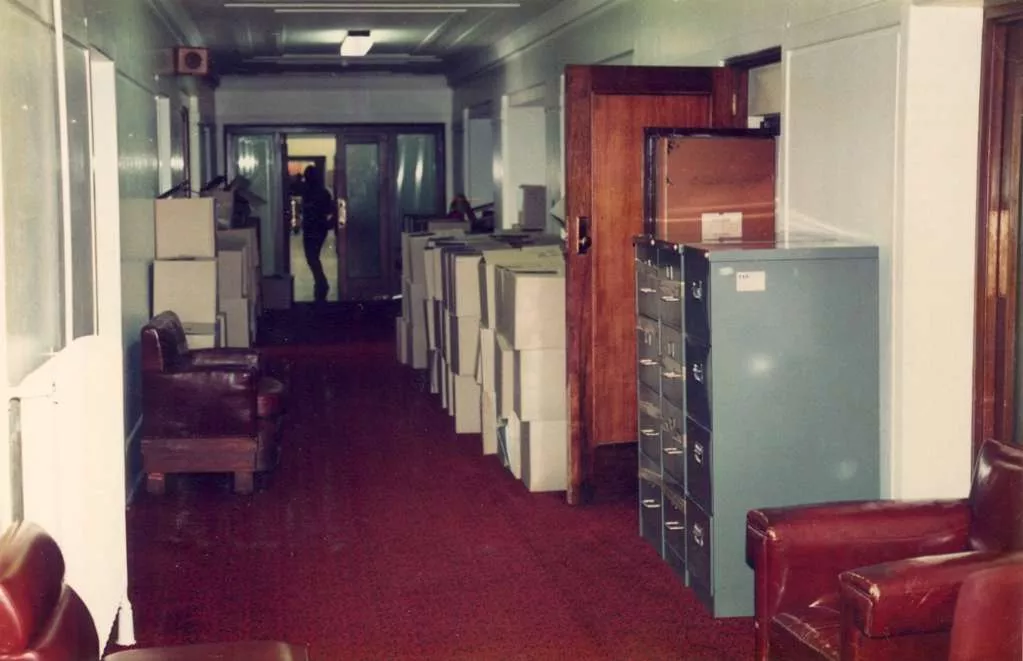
301,165,335,303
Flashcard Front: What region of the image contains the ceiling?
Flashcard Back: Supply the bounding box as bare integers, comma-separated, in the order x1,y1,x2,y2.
167,0,564,76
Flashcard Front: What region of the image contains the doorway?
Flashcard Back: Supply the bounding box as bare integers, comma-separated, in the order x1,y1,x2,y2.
975,8,1023,452
225,124,446,303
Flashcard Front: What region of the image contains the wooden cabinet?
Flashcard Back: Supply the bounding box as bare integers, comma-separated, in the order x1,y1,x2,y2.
564,65,747,504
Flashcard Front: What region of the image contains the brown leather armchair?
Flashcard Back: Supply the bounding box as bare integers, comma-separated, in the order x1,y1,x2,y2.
0,521,309,660
141,311,285,495
745,438,1023,661
948,554,1023,661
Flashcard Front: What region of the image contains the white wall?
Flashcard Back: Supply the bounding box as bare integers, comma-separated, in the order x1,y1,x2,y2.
498,102,545,229
451,0,985,499
0,0,216,520
215,74,454,200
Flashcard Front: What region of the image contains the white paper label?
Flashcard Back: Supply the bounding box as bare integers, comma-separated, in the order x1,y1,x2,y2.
736,271,766,292
701,211,743,240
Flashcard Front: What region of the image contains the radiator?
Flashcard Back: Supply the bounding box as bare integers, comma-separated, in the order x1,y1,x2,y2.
12,334,134,650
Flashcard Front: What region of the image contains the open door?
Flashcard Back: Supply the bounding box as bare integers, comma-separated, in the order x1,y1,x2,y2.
564,65,747,504
334,130,392,300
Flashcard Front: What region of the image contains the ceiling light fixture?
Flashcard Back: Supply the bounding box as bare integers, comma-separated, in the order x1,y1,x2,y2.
275,7,467,12
340,30,373,56
225,2,521,8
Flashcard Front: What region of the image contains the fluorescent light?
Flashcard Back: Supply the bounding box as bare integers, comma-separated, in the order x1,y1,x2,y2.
340,30,373,56
225,2,520,8
276,7,466,12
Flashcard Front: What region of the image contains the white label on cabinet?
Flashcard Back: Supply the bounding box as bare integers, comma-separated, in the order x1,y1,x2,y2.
718,267,735,276
701,211,743,240
736,271,766,292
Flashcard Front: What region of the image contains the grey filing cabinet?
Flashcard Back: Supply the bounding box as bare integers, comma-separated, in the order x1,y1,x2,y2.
634,235,880,618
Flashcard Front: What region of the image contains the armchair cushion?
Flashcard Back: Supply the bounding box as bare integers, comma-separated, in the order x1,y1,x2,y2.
142,366,259,438
949,555,1023,661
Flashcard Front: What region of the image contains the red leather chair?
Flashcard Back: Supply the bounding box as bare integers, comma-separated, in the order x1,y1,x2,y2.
0,521,308,660
746,438,1023,661
948,555,1023,661
140,311,286,495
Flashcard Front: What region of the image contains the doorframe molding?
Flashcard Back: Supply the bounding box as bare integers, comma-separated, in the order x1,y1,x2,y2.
974,5,1023,455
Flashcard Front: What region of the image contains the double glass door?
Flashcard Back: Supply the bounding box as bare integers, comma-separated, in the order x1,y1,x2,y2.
227,125,444,302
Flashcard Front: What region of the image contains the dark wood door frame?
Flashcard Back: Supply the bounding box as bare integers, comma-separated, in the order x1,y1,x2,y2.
975,5,1023,455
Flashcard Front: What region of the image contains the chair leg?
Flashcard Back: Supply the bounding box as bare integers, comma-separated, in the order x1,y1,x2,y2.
234,471,254,495
146,473,166,496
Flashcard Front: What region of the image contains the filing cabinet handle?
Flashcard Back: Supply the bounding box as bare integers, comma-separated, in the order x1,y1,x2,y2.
641,499,661,510
693,442,704,464
692,523,705,547
691,363,704,383
666,341,677,358
660,295,680,303
639,287,656,294
664,521,685,532
662,371,683,381
663,447,684,456
640,428,659,437
639,359,658,367
691,280,703,300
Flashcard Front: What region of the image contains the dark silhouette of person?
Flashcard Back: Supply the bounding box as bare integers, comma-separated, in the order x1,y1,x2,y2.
300,165,335,303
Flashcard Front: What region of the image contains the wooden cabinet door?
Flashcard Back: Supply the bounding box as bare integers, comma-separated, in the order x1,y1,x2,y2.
565,65,747,504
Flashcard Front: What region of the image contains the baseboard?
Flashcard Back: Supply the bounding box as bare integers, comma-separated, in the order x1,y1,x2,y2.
124,417,144,505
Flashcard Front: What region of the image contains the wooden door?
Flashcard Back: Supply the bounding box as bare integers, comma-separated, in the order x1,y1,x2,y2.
565,65,747,504
335,130,393,300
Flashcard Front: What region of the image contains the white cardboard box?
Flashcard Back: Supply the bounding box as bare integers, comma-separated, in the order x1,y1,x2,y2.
514,347,567,421
219,297,251,348
396,317,410,365
453,374,482,434
155,198,217,259
479,246,563,328
449,251,485,318
478,326,495,390
482,391,498,455
494,332,516,419
441,357,450,411
217,248,249,299
505,411,523,479
153,259,218,325
445,365,455,416
521,419,568,492
448,313,480,376
497,266,566,350
429,349,441,395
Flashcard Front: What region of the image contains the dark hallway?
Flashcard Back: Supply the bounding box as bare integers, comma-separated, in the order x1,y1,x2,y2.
117,305,752,660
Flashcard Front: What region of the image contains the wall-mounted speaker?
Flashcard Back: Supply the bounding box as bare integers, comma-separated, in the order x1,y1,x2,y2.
175,47,210,76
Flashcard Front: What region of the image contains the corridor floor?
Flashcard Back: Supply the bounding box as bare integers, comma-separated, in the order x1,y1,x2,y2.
117,305,753,660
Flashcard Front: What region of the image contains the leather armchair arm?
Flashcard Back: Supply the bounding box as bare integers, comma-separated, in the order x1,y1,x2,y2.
746,500,970,618
142,365,259,439
188,348,261,371
839,550,1013,638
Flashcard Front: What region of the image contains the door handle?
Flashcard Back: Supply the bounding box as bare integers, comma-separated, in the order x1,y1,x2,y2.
577,216,592,255
337,198,348,229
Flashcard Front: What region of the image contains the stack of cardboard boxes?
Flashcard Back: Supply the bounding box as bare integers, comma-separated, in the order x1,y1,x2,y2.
152,198,260,348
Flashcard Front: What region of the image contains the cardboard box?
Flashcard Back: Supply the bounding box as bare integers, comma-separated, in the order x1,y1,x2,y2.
396,317,410,365
481,391,498,455
203,189,235,229
505,411,523,479
219,297,251,348
449,251,486,318
478,326,495,390
519,184,547,230
496,266,566,350
155,198,217,259
448,313,480,376
494,332,516,419
153,259,218,325
453,374,482,434
429,349,441,395
185,320,220,350
441,357,450,411
217,248,249,299
514,347,567,421
652,134,776,242
521,419,568,492
479,246,563,328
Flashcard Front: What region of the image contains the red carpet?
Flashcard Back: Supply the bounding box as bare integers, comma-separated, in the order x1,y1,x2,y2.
118,305,753,660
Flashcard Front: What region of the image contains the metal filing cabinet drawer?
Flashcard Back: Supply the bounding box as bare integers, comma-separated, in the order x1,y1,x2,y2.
686,418,712,514
658,278,683,330
638,384,661,462
637,315,659,361
636,263,660,320
639,472,664,555
684,249,711,345
684,339,712,429
660,398,686,486
661,360,685,409
660,324,683,366
686,500,713,611
663,488,687,562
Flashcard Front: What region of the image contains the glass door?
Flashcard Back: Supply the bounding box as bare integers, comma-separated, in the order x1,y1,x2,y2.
227,132,285,276
335,130,391,300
